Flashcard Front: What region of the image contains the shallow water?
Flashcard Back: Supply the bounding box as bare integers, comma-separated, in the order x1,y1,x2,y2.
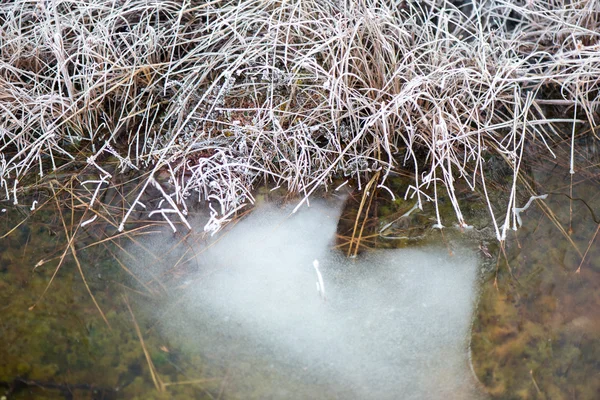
0,207,214,399
470,144,600,399
1,144,599,399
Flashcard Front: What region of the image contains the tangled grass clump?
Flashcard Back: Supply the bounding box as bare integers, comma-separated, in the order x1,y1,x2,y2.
1,0,599,239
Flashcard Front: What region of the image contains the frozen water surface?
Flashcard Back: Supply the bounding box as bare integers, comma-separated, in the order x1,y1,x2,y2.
129,201,487,399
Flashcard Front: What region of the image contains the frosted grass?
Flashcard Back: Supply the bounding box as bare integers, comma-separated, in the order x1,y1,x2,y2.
1,1,598,238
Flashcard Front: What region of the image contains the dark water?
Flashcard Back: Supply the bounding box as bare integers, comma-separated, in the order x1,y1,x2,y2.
1,142,599,399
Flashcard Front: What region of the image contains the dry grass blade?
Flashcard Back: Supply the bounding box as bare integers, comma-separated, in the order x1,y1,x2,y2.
347,172,379,257
576,222,600,273
123,294,165,392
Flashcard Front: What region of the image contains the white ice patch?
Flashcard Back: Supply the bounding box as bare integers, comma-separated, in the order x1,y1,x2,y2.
127,201,486,399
